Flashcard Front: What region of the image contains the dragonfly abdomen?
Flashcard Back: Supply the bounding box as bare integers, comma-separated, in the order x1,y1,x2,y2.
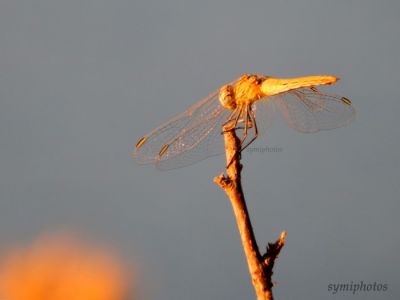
260,75,338,96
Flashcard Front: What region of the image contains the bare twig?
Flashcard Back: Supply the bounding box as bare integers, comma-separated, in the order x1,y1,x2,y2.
214,127,286,300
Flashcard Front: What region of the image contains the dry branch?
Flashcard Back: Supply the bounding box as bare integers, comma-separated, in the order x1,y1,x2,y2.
214,127,286,300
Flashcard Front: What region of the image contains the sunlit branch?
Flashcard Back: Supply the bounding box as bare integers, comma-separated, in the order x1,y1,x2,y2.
214,126,286,300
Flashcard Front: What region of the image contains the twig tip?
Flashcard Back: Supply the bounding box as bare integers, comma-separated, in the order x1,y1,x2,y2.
280,231,287,241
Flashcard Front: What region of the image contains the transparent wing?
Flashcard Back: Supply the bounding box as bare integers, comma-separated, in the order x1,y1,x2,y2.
156,104,230,170
271,87,355,133
134,90,230,169
252,96,276,136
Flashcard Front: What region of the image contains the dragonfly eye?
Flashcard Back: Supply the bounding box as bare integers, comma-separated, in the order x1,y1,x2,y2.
219,85,236,109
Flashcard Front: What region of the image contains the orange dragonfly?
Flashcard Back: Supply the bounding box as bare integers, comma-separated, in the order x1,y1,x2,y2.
134,74,355,170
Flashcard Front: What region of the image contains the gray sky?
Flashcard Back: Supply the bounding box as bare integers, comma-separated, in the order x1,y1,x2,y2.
0,0,399,299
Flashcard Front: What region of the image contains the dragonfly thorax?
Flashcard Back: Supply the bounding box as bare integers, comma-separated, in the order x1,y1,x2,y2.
219,74,267,110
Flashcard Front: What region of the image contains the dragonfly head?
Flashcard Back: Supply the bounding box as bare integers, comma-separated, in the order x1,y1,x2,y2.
219,84,237,109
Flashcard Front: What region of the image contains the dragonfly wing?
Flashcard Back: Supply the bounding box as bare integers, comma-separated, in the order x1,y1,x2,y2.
134,90,230,168
252,96,276,136
271,87,355,133
155,104,229,170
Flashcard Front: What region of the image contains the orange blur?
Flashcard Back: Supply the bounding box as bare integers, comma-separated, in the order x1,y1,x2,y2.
0,235,130,300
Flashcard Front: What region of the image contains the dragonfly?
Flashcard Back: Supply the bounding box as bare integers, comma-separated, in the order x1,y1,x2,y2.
133,74,355,170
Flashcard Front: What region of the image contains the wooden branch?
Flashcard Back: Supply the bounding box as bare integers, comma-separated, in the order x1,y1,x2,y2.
214,127,286,300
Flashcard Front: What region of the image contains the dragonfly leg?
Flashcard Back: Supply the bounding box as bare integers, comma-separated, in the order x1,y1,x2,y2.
222,106,245,133
221,108,237,128
240,106,259,153
239,105,250,146
226,106,248,169
223,108,239,125
221,108,239,133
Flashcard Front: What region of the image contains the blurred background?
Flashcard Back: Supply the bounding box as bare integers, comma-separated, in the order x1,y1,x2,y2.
0,0,399,299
